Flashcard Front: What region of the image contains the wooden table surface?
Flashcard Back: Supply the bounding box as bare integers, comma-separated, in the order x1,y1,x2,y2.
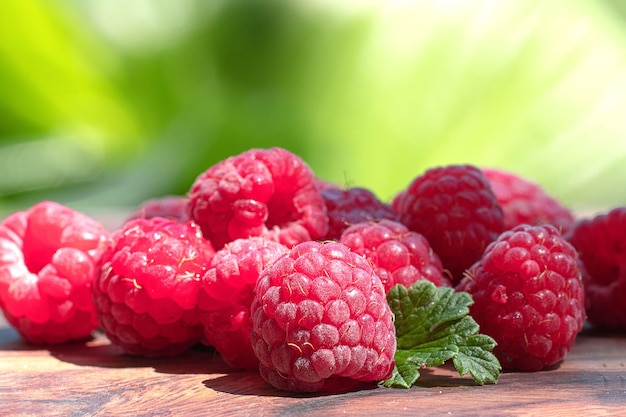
1,316,625,417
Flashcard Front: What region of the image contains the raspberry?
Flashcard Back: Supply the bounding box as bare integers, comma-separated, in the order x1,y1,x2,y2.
250,240,396,392
187,147,329,249
456,224,585,371
482,167,576,234
197,237,288,370
320,186,398,240
566,207,626,329
0,201,108,344
339,219,451,292
92,217,215,356
127,196,189,223
392,164,505,283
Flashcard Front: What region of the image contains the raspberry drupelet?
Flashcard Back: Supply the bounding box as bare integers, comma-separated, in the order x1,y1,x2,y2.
92,217,215,357
197,237,288,370
250,240,397,392
187,147,329,249
392,164,505,284
339,219,451,292
126,195,189,223
566,207,626,330
481,167,576,234
0,201,108,344
456,224,585,371
319,186,398,240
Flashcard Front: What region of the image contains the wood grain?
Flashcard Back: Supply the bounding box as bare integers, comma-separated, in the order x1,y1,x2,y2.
1,324,625,417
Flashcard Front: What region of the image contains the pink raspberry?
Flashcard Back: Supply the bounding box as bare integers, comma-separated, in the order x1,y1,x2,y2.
250,240,396,392
187,147,329,249
339,219,451,292
127,196,189,223
482,167,576,234
320,186,398,240
197,237,288,370
0,201,108,344
392,164,505,284
92,217,215,356
566,207,626,330
456,224,585,371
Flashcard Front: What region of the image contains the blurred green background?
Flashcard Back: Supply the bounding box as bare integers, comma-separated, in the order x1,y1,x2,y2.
1,0,626,223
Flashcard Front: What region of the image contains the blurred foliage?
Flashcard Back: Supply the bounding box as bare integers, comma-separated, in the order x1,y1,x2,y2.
1,0,626,220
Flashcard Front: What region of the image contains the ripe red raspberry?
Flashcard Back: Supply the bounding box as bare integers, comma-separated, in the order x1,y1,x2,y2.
0,201,108,344
392,164,505,284
187,147,329,249
456,224,585,371
320,186,398,240
197,237,288,370
250,240,396,392
339,219,451,292
127,196,189,223
482,167,576,234
566,207,626,330
92,217,215,356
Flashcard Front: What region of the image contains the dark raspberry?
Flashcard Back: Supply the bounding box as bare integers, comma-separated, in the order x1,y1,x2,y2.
482,167,575,234
250,240,396,392
92,217,215,356
127,196,189,223
339,219,451,292
392,164,505,284
197,237,288,370
566,207,626,330
0,201,108,344
456,224,585,371
187,147,329,249
320,187,398,240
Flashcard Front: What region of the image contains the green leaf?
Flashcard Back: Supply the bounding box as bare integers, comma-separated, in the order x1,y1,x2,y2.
383,281,501,388
452,333,501,386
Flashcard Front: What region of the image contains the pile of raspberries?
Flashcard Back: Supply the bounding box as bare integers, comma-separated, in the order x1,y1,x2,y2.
0,147,620,392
